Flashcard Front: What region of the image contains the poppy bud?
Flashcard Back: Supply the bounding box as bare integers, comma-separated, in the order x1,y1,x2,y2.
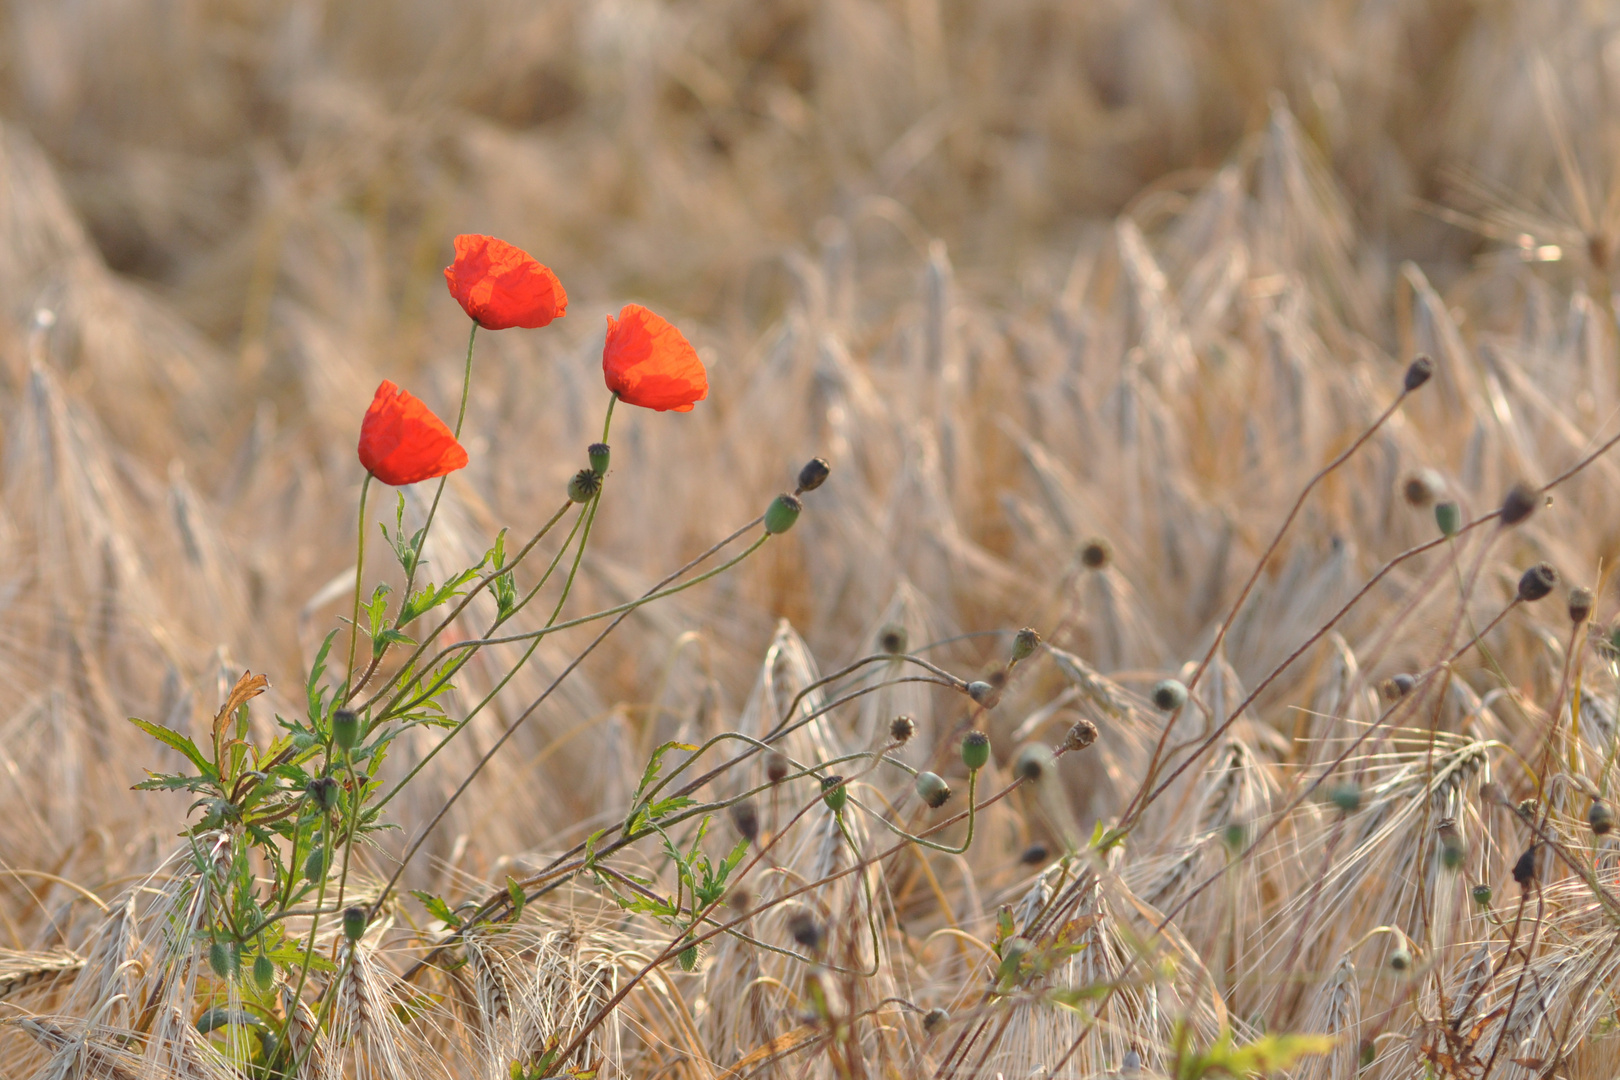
304,847,327,882
1590,800,1614,836
1435,500,1462,537
1403,469,1443,508
567,468,601,504
878,624,908,654
764,494,802,535
209,941,235,979
967,680,999,708
1019,843,1050,865
916,771,952,809
1569,586,1594,626
1079,538,1112,570
1011,628,1041,662
1499,483,1538,527
331,709,360,753
1517,562,1557,603
1472,883,1492,907
1151,679,1188,712
961,731,990,771
922,1007,949,1035
1403,354,1434,392
1512,844,1538,888
253,953,275,991
820,775,847,814
1329,783,1361,813
307,777,339,812
342,906,368,942
1388,945,1412,972
765,751,789,784
588,442,611,475
1062,718,1097,753
796,457,831,493
1014,743,1055,783
788,911,823,952
890,715,916,744
677,943,698,972
730,799,759,841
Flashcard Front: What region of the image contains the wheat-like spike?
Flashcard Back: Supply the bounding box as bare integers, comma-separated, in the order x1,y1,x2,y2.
0,949,83,1000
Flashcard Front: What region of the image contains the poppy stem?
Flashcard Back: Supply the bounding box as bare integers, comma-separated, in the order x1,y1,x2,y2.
454,322,478,438
602,392,618,443
344,473,374,692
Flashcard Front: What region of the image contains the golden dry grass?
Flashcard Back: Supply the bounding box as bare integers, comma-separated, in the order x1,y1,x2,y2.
4,1,1620,1077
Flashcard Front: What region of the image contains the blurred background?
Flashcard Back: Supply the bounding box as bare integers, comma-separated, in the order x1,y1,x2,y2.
2,0,1618,946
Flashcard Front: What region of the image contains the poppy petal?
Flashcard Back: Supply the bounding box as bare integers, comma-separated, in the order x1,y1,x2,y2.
602,304,708,413
444,234,567,330
357,380,469,486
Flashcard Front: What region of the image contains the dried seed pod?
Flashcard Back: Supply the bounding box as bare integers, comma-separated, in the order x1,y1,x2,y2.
1568,586,1594,625
1499,483,1538,527
820,775,847,814
890,714,916,743
915,771,952,809
967,680,1000,707
1512,844,1538,888
796,457,831,493
1388,945,1412,972
1014,743,1055,783
1019,843,1050,865
1403,354,1434,391
342,906,368,942
728,886,752,914
788,911,824,952
730,799,759,841
1151,679,1188,711
878,624,908,654
764,494,802,534
1079,538,1112,570
1011,627,1041,662
1062,718,1097,752
307,776,339,812
1517,562,1557,602
1403,469,1443,507
922,1007,949,1035
765,751,789,784
1435,499,1462,537
587,442,611,475
567,468,601,503
1380,674,1415,699
961,731,990,771
1590,800,1614,836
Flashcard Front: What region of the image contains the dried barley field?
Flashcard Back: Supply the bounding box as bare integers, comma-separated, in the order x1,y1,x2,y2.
3,1,1620,1078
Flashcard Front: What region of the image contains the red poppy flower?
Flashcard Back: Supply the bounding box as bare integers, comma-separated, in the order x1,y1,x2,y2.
602,304,708,412
443,234,567,330
357,380,469,486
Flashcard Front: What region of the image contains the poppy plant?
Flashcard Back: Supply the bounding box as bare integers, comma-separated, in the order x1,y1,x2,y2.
602,304,708,412
358,380,469,486
444,234,567,330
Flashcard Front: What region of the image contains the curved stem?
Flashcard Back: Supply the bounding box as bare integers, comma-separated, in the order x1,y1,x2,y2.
343,474,374,692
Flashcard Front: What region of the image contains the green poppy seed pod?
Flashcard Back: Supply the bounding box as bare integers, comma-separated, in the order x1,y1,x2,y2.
879,624,908,655
1590,800,1614,836
916,771,952,809
765,751,789,784
209,940,233,980
307,776,339,812
1222,822,1248,852
1329,783,1361,814
567,467,601,504
820,774,847,814
331,709,360,753
796,457,830,493
764,494,802,534
1472,883,1493,907
677,944,698,972
1014,743,1055,783
961,731,990,771
1011,627,1041,662
342,906,368,943
253,953,275,991
303,847,327,882
1435,499,1462,537
1569,586,1595,626
1499,483,1538,527
1403,354,1434,392
588,442,611,475
889,714,916,744
730,798,759,842
1512,844,1538,888
1359,1040,1377,1069
967,680,999,707
1062,718,1097,753
1517,562,1557,603
1079,538,1112,570
1388,945,1412,972
1438,819,1465,871
922,1007,949,1035
1151,679,1187,712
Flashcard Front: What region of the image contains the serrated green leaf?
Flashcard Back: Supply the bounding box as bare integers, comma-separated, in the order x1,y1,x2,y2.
411,890,462,928
506,877,526,922
129,717,218,778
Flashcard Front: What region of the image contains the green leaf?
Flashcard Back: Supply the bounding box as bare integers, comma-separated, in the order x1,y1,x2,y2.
1174,1028,1337,1080
129,717,218,779
411,890,462,928
372,628,415,657
506,877,526,922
